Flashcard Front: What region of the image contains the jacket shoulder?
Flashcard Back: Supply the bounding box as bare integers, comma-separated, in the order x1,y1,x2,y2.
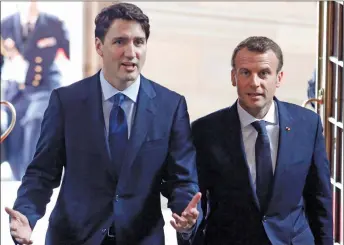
1,14,15,31
279,101,320,122
53,75,94,102
40,13,63,23
147,78,183,100
141,76,186,114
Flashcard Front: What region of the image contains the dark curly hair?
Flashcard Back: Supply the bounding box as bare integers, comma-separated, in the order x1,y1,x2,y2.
95,2,150,42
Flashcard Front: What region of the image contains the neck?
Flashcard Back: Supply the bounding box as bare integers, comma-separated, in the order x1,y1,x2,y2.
239,100,273,119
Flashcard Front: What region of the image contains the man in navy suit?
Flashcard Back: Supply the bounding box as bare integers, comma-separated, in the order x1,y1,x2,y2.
190,36,333,245
5,3,201,245
1,1,70,180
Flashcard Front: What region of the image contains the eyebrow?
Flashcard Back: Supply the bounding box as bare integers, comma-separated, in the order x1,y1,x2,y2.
239,67,250,71
259,67,272,72
238,67,272,72
112,36,146,40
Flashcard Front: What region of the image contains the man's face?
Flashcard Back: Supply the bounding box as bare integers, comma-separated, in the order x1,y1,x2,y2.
231,48,283,117
95,19,147,86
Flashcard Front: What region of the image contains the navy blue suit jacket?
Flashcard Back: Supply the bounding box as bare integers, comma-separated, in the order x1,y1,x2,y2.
12,72,200,245
190,98,333,245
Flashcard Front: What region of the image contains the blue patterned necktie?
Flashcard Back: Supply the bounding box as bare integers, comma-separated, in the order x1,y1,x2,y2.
251,120,273,212
108,93,128,175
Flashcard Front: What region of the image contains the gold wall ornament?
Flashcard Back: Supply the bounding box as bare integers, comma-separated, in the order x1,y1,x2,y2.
0,101,16,143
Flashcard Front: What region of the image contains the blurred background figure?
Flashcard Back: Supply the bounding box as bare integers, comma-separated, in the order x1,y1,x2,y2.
307,69,316,109
0,0,70,180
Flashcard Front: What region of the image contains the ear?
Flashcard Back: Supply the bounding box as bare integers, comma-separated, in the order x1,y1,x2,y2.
95,37,103,57
231,69,237,87
276,70,284,88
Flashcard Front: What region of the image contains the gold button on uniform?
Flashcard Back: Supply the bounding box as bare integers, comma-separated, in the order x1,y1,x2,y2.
34,74,42,81
34,65,42,73
32,80,40,87
35,56,43,63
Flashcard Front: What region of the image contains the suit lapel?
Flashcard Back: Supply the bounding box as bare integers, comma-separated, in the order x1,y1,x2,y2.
223,102,261,211
267,98,296,213
83,72,113,175
12,13,24,53
117,75,156,191
25,13,45,55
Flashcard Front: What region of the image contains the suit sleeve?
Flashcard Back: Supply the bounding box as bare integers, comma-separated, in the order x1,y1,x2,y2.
160,96,203,243
12,89,65,230
303,115,333,245
189,121,211,245
1,18,9,39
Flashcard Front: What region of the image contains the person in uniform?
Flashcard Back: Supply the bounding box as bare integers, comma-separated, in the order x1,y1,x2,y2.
1,1,70,180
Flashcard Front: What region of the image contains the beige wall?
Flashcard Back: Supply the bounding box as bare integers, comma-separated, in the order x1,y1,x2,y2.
87,2,318,121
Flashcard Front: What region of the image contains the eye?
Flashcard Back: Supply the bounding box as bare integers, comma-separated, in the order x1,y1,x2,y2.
259,70,270,78
240,69,250,76
134,39,145,46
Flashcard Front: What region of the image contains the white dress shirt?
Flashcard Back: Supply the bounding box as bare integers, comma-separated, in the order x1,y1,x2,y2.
237,101,280,188
20,14,38,36
99,69,140,139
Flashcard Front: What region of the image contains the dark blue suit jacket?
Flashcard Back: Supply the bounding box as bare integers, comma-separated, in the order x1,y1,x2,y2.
190,98,333,245
12,73,200,245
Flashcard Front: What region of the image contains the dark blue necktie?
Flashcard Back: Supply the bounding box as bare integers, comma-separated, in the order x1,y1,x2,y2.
109,93,128,175
251,120,273,212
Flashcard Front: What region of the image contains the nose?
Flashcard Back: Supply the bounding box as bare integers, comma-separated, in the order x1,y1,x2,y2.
250,74,261,88
124,43,135,59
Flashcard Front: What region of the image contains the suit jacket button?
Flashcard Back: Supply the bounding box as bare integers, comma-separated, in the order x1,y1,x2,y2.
34,74,42,81
101,228,107,234
262,216,267,222
35,56,43,63
32,80,40,87
115,195,119,202
35,65,42,72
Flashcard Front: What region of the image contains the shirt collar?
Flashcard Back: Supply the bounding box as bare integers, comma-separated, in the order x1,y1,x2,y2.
99,69,140,103
237,100,278,128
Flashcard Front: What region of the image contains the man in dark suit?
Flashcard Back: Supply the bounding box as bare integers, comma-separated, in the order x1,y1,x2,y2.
190,36,333,245
1,1,70,180
5,3,202,245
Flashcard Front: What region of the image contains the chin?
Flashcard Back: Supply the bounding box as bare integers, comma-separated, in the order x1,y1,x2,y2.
252,102,266,110
123,73,139,82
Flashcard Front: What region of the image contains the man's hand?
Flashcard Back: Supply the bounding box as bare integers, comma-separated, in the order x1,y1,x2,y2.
5,207,33,244
170,192,202,233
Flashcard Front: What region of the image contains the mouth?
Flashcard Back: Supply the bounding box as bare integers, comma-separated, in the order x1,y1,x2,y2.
121,62,137,72
121,62,136,67
247,93,264,98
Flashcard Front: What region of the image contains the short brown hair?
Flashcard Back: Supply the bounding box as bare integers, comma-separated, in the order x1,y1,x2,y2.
95,3,150,42
231,36,284,72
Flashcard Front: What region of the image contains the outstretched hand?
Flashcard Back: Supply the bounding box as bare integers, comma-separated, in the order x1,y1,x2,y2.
170,192,202,233
5,207,33,245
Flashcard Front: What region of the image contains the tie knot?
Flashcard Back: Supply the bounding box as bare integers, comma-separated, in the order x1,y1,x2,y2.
251,120,267,134
112,93,125,107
